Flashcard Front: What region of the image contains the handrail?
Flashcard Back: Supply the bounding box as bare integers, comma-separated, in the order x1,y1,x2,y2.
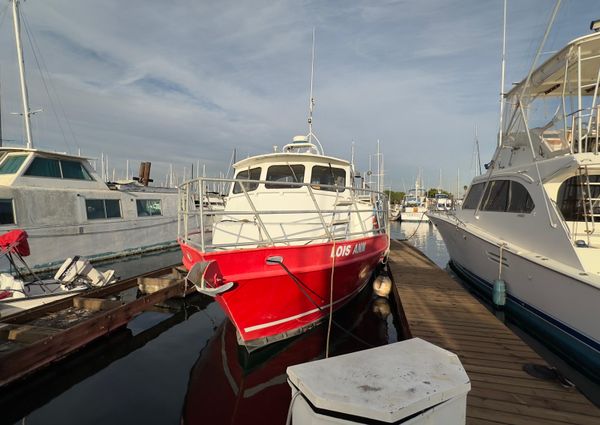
238,178,274,245
183,228,387,251
306,184,333,240
177,175,388,253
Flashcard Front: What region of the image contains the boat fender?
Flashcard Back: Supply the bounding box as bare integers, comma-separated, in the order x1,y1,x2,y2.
372,275,392,298
0,290,13,300
372,297,391,319
493,279,506,308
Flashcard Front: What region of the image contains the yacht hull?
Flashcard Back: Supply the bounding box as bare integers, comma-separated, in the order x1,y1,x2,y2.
429,213,600,381
0,217,178,273
401,209,429,222
179,234,389,350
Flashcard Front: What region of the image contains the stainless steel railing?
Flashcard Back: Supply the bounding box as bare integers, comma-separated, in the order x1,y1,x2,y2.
178,176,389,253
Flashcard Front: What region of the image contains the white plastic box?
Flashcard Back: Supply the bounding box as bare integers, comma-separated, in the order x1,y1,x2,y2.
286,338,470,425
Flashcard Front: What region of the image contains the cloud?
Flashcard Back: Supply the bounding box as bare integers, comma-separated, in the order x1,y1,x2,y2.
0,0,594,190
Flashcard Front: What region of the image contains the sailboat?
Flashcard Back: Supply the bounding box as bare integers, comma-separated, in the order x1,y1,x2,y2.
0,0,180,273
428,2,600,380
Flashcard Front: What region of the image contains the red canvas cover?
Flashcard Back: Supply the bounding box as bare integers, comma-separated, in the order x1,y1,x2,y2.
0,229,30,257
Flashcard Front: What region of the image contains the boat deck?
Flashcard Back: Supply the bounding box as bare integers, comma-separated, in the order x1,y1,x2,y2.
388,239,600,424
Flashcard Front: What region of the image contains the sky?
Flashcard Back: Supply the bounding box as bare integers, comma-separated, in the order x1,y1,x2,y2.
0,0,596,191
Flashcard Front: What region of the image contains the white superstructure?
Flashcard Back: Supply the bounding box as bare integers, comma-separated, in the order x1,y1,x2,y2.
0,148,178,271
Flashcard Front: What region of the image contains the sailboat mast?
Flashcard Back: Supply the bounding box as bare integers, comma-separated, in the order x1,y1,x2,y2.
11,0,33,149
497,0,507,148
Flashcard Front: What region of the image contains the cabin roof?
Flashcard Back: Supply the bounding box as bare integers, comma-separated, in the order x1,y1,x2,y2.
0,147,93,161
233,152,350,170
506,31,600,99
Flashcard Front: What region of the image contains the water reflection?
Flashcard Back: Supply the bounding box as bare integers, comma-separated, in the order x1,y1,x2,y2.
390,221,449,268
182,287,400,425
1,294,215,425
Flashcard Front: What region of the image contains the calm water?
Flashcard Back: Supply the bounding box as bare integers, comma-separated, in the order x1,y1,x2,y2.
1,247,403,425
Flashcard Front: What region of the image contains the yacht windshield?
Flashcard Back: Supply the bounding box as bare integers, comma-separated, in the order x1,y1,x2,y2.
233,167,261,194
265,165,305,189
0,155,27,175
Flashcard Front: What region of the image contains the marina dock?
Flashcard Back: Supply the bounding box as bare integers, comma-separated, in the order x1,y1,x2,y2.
388,239,600,424
0,265,192,386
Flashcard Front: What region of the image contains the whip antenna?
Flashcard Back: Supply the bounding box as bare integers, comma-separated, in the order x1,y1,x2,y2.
307,28,324,154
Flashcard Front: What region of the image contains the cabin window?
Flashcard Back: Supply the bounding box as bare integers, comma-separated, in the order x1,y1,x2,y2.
233,167,261,194
136,199,162,216
0,155,27,175
61,160,93,180
506,181,535,213
462,183,485,209
24,157,94,180
482,180,510,211
0,199,15,224
25,157,61,178
265,165,305,189
86,199,121,220
310,165,346,192
464,180,534,213
557,175,600,221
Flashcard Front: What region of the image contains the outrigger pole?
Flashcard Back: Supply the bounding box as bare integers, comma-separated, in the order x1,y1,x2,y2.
497,0,507,148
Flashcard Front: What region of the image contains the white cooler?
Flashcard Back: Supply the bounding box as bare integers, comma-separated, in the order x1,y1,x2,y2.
286,338,470,424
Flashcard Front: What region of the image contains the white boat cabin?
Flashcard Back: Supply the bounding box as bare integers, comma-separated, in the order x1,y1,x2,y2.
211,138,379,248
0,147,178,270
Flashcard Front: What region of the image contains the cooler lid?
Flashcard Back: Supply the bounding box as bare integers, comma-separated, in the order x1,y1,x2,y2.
286,338,470,423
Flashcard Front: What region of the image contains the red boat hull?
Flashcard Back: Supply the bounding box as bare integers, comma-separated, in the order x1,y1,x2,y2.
180,234,388,348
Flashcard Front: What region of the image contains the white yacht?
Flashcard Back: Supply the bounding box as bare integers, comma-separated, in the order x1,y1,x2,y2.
0,148,178,272
428,17,600,380
433,193,452,211
0,1,179,272
402,175,429,222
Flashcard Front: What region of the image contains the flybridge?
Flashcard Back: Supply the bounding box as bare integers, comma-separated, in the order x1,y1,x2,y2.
500,28,600,160
506,31,600,99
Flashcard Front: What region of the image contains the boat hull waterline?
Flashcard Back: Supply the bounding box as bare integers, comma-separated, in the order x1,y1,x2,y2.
180,234,388,348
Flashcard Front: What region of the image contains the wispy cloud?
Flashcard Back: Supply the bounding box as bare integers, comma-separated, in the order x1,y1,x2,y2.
0,0,595,188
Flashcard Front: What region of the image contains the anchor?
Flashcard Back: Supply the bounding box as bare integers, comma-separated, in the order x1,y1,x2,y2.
186,260,234,297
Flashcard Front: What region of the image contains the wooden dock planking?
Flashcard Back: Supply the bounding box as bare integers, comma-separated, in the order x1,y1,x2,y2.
388,239,600,424
0,266,195,386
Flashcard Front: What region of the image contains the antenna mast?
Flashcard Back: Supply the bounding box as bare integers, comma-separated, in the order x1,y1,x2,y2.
475,124,482,175
12,0,33,149
306,28,324,154
497,0,507,148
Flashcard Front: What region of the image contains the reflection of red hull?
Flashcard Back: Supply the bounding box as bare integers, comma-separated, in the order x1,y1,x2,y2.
182,320,321,425
180,234,388,347
182,287,392,425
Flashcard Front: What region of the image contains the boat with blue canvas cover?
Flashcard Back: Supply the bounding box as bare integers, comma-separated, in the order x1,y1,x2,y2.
429,7,600,381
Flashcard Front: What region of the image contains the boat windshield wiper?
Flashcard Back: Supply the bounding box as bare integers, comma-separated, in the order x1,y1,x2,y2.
328,162,339,191
287,163,299,183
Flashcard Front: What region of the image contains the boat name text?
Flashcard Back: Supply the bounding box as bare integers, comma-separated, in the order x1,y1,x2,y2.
331,242,366,258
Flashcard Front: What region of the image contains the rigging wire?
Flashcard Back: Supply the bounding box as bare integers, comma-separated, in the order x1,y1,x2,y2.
21,8,80,154
396,211,429,241
268,258,374,351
